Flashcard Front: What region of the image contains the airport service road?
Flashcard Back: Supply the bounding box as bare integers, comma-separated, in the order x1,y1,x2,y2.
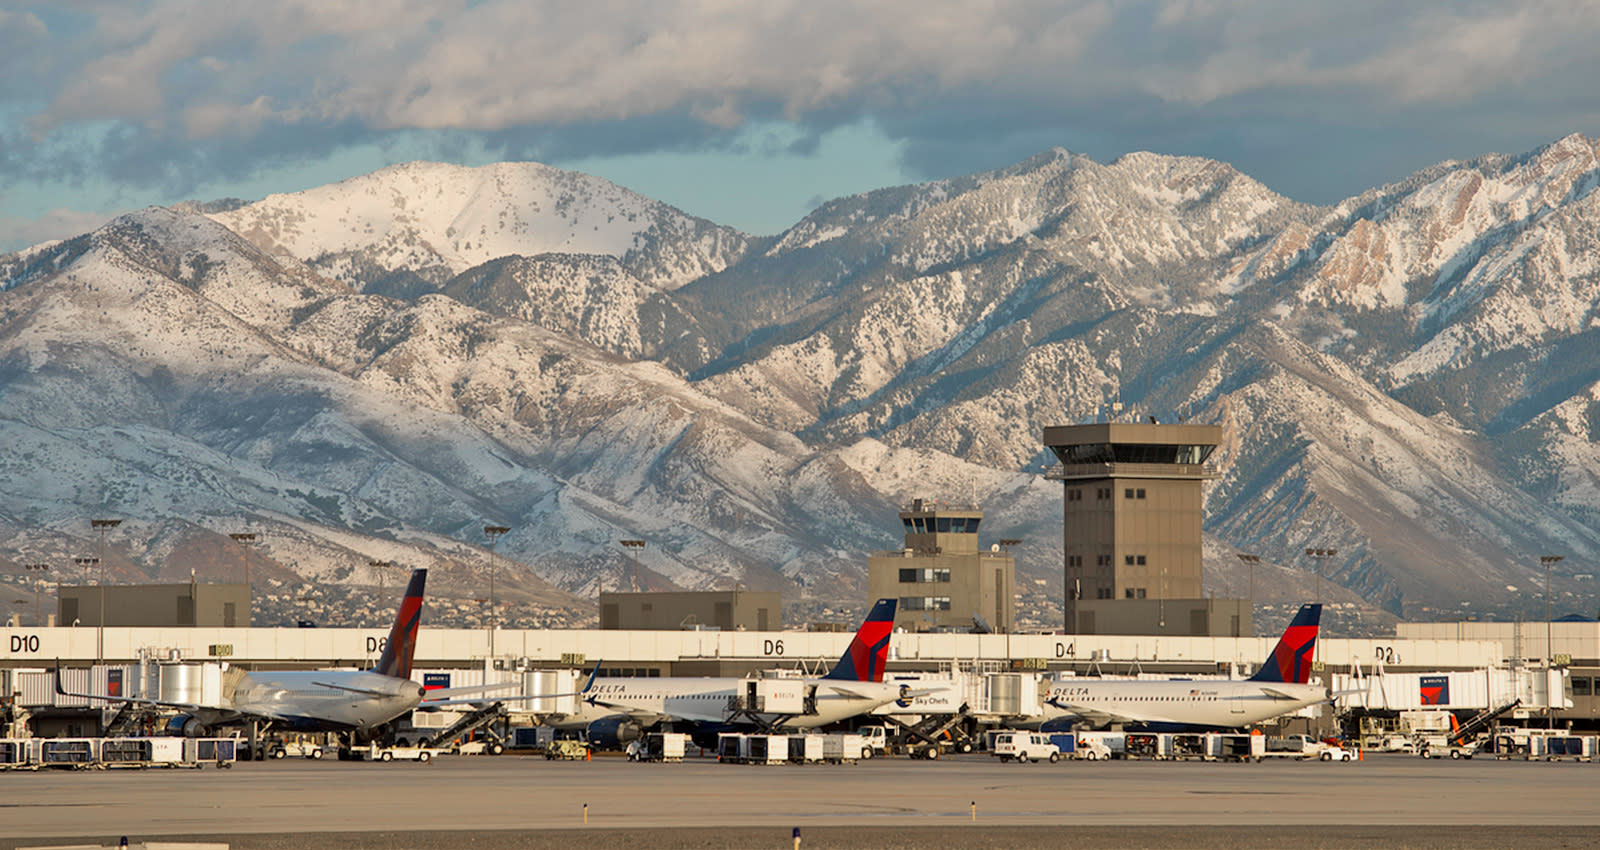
4,752,1599,842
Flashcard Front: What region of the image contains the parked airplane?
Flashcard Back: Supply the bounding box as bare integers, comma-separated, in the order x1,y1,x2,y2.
55,568,501,751
577,598,919,747
1035,603,1336,729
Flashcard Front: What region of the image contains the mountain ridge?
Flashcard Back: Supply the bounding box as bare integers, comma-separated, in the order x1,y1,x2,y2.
4,135,1600,626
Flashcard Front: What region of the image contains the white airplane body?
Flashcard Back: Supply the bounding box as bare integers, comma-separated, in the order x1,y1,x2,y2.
582,677,916,729
1039,676,1329,728
57,569,499,739
577,598,907,743
1033,604,1331,729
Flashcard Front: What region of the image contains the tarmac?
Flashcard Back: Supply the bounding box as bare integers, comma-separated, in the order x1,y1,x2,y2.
5,752,1600,849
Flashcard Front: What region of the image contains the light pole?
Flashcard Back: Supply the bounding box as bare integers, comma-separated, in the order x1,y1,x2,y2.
1542,555,1564,666
370,560,393,627
91,518,121,665
1542,554,1564,728
484,525,510,657
1236,554,1259,612
620,540,646,592
25,563,49,626
1304,547,1337,605
228,533,257,590
1159,565,1167,630
73,556,98,646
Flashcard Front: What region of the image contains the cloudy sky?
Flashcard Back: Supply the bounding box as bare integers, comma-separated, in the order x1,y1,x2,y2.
4,1,1600,251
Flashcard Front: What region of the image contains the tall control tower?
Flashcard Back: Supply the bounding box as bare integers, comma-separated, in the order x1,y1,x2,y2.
1044,422,1248,636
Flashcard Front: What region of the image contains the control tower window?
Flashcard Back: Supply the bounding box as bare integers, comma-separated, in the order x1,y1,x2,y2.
937,518,951,533
902,518,914,533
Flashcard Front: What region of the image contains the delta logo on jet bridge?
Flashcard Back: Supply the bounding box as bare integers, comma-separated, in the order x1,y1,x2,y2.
1420,675,1450,706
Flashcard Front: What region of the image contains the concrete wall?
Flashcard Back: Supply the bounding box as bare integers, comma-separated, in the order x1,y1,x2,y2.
58,584,251,627
597,591,781,631
1064,597,1251,637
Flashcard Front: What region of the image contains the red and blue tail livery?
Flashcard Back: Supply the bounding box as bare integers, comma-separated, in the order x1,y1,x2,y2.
823,598,897,682
373,569,427,679
1248,603,1321,684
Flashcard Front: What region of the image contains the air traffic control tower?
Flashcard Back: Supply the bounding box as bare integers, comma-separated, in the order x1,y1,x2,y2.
1044,422,1250,637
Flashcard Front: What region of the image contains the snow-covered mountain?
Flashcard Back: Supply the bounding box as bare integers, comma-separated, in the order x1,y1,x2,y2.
4,136,1599,624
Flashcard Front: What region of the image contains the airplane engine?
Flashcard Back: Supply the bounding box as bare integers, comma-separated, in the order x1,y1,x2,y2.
165,714,210,738
585,715,642,750
1039,716,1078,734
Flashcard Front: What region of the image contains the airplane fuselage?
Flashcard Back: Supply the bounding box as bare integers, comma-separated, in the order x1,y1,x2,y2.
582,677,913,729
1035,678,1329,729
222,670,426,733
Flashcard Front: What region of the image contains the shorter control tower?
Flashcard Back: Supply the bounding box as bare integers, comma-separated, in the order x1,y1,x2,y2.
867,499,1015,633
1044,422,1249,636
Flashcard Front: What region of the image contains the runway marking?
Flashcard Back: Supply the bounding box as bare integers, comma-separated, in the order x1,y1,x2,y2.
1187,791,1294,796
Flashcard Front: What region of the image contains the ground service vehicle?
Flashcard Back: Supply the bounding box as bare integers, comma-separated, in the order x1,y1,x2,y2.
1263,735,1327,760
355,743,440,762
992,731,1060,763
1319,743,1360,762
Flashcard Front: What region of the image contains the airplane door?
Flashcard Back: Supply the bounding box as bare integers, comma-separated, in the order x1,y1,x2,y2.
803,684,818,716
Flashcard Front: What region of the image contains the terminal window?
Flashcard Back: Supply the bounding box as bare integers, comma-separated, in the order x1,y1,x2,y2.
901,596,952,611
899,568,951,583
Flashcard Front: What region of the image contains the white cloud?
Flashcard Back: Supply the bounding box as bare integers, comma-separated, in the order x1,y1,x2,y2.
0,208,122,254
18,1,1596,137
4,0,1599,212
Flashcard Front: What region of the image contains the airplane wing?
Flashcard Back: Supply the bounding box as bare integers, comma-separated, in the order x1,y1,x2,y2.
421,662,604,708
419,689,590,709
311,680,393,697
1043,697,1129,728
578,695,668,725
830,685,939,702
54,663,204,712
424,682,522,699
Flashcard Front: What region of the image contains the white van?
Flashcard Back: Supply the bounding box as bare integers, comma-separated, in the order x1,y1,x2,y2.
991,731,1060,763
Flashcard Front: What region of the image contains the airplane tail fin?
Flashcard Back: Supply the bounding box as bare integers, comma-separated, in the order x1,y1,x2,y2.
823,598,897,682
1248,603,1321,684
372,569,426,679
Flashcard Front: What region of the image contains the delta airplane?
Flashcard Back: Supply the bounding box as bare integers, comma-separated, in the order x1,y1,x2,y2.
1035,604,1337,729
577,598,918,746
56,569,502,741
